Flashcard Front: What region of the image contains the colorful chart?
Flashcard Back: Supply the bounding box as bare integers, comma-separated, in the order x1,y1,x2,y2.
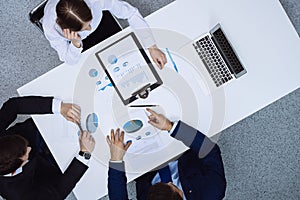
113,67,120,72
86,113,99,133
89,69,98,77
98,83,113,91
108,55,118,64
123,119,143,133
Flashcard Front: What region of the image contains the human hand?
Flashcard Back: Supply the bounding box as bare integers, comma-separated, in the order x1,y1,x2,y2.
106,129,132,161
61,103,81,124
149,45,167,69
79,131,95,153
146,108,173,131
63,29,81,48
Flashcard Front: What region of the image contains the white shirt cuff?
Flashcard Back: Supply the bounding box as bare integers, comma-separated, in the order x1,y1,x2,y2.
76,154,90,166
69,41,83,52
168,121,179,135
109,160,123,163
52,98,62,114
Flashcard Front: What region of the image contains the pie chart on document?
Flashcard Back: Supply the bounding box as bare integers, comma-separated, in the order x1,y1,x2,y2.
86,113,99,133
123,120,143,133
102,52,213,154
121,51,213,137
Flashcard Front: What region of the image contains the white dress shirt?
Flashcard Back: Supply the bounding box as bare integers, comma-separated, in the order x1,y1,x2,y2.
151,121,187,199
43,0,155,65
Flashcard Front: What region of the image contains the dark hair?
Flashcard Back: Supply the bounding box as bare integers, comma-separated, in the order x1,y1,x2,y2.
0,135,28,175
147,183,183,200
56,0,93,31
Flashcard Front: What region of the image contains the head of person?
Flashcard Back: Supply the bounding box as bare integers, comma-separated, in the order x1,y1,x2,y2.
147,182,183,200
0,135,31,175
56,0,93,32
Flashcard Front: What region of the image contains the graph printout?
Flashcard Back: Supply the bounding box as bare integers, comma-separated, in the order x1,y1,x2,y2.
96,34,157,100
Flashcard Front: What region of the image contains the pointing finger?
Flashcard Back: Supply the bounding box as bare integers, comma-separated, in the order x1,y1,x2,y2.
146,108,157,116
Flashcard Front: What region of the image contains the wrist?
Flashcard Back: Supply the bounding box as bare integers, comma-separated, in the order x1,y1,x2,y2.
148,44,157,50
166,121,173,132
79,151,91,160
110,158,123,162
72,40,81,48
80,147,90,153
110,155,123,161
111,158,123,161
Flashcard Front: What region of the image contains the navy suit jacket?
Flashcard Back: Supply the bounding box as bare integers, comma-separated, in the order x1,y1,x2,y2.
0,96,88,200
108,121,226,200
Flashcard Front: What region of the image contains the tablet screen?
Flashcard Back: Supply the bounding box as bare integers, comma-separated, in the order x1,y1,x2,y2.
95,33,162,105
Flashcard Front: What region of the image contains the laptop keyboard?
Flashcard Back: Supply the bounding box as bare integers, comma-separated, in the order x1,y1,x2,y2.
211,28,246,77
193,36,233,87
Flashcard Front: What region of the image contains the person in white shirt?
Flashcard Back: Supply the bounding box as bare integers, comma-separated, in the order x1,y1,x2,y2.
43,0,167,67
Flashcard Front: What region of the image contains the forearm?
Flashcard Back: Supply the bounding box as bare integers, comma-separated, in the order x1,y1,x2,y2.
171,121,216,158
56,41,82,65
107,0,155,48
108,161,128,200
55,158,88,198
127,10,156,48
0,96,54,131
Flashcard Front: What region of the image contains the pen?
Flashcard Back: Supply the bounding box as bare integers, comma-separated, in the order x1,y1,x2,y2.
76,122,84,133
129,105,158,108
166,48,178,72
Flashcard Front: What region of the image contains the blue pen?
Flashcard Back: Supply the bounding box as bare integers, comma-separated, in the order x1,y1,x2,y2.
166,48,178,72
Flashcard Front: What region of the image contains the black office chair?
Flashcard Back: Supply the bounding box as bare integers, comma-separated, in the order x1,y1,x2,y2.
29,0,122,51
29,0,48,33
81,10,122,52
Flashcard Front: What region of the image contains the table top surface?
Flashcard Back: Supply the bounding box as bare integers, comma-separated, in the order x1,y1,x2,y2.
18,0,300,199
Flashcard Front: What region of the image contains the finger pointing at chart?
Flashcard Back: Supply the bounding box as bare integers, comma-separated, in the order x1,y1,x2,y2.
146,108,173,131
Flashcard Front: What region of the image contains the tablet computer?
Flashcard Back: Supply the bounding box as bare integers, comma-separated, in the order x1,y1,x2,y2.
95,32,163,105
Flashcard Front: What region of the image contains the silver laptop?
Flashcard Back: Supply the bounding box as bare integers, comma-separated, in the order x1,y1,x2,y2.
178,23,247,90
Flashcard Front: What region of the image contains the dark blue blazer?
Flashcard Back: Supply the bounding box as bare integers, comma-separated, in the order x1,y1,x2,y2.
0,96,88,200
108,121,226,200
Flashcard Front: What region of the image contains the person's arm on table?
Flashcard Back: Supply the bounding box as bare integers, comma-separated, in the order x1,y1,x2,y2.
106,128,132,200
0,96,54,133
146,108,216,157
0,96,81,132
37,130,95,199
0,96,81,150
146,108,226,199
102,0,166,69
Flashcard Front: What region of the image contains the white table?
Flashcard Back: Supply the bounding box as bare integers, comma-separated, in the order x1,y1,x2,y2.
18,0,300,199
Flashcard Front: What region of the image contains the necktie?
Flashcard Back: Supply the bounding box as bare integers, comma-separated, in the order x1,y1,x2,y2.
158,165,172,183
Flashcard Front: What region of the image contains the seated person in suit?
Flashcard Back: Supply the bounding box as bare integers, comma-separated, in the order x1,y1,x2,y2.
0,96,95,200
106,108,227,200
43,0,166,67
